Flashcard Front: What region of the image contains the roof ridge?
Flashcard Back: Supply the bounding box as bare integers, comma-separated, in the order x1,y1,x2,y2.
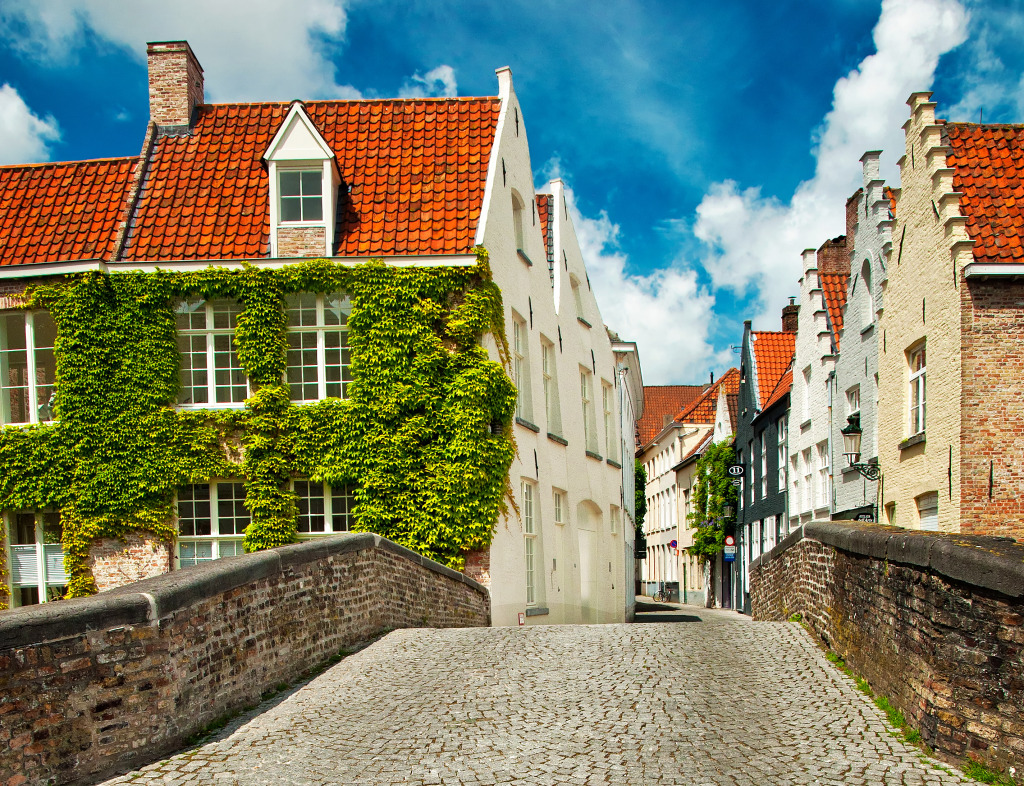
196,97,501,108
0,156,139,170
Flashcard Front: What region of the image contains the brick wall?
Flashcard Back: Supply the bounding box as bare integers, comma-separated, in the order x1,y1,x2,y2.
751,521,1024,778
277,225,327,257
88,532,172,592
0,533,489,785
960,278,1024,537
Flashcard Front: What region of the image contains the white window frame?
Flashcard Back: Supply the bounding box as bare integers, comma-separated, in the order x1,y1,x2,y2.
909,343,926,435
0,310,57,425
176,481,251,568
512,190,526,252
285,291,352,403
802,448,813,512
816,441,829,509
176,299,248,408
847,386,861,418
522,480,537,606
5,510,65,606
802,366,811,421
292,479,356,538
512,314,532,421
541,338,561,435
777,416,787,493
610,505,620,536
581,368,597,452
278,167,325,224
916,491,938,531
760,432,768,498
602,381,618,462
571,276,586,324
553,489,566,525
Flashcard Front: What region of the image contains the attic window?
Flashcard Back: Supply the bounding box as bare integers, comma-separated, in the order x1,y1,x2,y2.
280,170,323,222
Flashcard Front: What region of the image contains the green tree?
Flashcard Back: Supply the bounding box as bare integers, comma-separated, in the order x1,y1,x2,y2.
686,439,738,563
634,460,647,537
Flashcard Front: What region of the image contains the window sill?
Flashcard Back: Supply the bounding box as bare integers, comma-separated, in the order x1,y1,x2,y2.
899,432,925,451
577,316,592,328
176,402,247,411
585,450,603,461
606,458,622,469
547,432,568,446
860,323,875,336
517,249,533,267
800,419,811,431
515,416,540,433
277,220,327,228
525,606,549,617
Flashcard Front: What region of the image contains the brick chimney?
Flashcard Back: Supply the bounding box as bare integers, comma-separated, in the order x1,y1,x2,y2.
147,41,204,129
816,235,850,275
782,297,799,332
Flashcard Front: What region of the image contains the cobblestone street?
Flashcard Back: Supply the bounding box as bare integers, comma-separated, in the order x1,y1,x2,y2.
101,608,971,785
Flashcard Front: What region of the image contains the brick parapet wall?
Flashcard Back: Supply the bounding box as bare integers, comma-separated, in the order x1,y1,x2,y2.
960,277,1024,538
751,520,1024,778
0,533,489,785
277,225,327,257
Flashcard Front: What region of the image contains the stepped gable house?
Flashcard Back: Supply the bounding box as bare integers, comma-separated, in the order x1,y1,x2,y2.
0,41,634,627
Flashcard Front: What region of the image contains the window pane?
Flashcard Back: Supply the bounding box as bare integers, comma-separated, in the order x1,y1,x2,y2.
281,196,302,222
31,312,57,421
213,334,246,404
41,511,62,544
323,293,351,327
280,171,301,197
301,170,323,196
177,333,209,405
295,481,326,533
175,298,207,331
1,312,29,424
13,512,36,544
287,331,320,401
302,197,323,221
286,293,319,328
331,485,354,532
180,541,213,568
178,484,212,536
217,482,250,535
211,301,240,331
219,540,244,558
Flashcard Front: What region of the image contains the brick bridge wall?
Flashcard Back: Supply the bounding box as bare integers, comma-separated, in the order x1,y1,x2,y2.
750,521,1024,778
0,533,489,785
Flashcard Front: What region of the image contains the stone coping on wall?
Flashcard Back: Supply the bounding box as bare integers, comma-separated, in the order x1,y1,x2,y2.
751,520,1024,600
0,532,488,651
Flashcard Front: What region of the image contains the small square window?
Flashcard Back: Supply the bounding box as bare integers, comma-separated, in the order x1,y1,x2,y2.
280,170,324,222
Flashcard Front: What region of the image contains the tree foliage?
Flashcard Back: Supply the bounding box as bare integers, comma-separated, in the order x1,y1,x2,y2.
634,460,647,535
686,439,738,563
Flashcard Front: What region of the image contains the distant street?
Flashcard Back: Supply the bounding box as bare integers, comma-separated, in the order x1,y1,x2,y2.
101,608,969,785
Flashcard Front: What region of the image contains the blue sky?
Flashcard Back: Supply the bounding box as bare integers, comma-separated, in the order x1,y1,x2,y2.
0,0,1021,383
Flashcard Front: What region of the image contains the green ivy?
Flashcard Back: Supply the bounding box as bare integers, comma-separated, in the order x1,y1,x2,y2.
686,439,738,563
0,250,515,604
634,460,647,537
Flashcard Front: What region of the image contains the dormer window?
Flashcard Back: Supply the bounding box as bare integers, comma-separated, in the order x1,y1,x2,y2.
280,170,324,222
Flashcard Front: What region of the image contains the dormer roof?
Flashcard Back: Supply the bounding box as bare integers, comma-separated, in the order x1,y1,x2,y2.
674,368,740,426
750,330,795,410
820,271,850,351
264,101,338,166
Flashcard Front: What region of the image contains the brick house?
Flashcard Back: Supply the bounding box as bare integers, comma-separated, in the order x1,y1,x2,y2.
735,314,795,611
878,92,1024,538
0,41,636,625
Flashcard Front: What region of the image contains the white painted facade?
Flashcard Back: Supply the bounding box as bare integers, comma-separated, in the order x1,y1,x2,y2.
831,153,891,519
611,337,643,620
477,69,630,626
788,252,835,528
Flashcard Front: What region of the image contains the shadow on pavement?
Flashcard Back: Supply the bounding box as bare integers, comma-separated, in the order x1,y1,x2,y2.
633,599,705,623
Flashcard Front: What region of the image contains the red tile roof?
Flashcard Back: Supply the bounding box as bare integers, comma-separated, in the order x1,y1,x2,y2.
946,123,1024,264
120,98,502,261
762,366,793,412
680,428,714,464
819,272,850,350
639,384,706,446
750,331,795,409
0,158,137,266
674,367,740,425
536,194,553,268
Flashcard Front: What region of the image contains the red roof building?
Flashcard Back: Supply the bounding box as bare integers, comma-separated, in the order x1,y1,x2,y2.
638,384,707,447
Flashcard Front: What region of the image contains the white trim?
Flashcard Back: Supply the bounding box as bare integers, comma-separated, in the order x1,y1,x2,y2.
963,262,1024,278
473,69,513,247
264,101,336,162
0,255,480,279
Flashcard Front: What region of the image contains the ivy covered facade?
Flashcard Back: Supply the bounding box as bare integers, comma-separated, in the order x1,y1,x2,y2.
0,41,636,625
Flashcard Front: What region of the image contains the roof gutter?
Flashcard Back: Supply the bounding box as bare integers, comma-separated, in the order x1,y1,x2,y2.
963,263,1024,279
0,254,480,279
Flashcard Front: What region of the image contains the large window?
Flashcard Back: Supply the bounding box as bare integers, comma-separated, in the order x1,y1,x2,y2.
760,432,768,498
176,299,247,407
6,511,65,606
816,441,829,509
777,416,788,493
279,170,323,222
847,386,861,418
802,448,812,512
286,292,352,402
177,482,250,567
293,480,355,536
916,491,938,531
541,338,561,435
1,310,57,425
909,344,926,435
522,480,537,605
553,489,566,525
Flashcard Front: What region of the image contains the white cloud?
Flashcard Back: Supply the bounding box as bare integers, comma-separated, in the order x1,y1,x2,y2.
0,84,60,164
944,6,1024,122
553,178,728,385
693,0,968,329
0,0,363,101
399,65,458,99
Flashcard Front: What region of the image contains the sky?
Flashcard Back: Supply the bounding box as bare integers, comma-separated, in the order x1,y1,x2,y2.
0,0,1022,384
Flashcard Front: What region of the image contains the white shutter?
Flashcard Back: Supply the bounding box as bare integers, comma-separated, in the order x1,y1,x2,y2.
10,545,39,585
44,544,67,584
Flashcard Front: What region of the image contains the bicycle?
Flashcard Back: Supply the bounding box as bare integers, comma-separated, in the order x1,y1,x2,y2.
652,585,671,603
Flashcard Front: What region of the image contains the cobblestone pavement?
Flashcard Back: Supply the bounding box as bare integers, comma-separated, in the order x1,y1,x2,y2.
101,608,972,785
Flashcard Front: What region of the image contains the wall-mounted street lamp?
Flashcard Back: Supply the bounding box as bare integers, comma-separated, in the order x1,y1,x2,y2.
841,414,880,481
